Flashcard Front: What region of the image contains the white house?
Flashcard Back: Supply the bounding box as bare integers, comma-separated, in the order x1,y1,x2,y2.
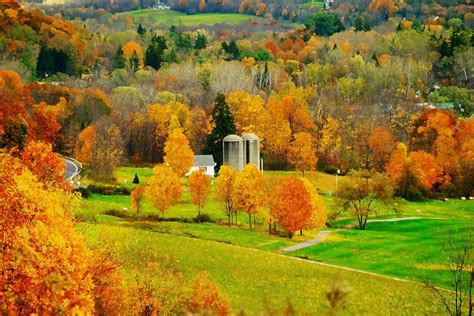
186,155,216,178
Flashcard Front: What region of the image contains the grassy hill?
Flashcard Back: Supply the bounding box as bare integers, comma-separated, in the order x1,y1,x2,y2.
125,9,263,26
79,221,440,314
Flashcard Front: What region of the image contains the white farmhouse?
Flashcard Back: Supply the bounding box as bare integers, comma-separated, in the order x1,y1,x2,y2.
186,155,216,178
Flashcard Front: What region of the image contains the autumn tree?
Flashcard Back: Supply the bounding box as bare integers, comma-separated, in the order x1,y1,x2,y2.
0,153,94,313
131,185,145,215
232,164,266,229
76,125,97,164
270,177,313,238
187,273,230,316
189,169,211,217
145,164,183,218
301,177,327,231
164,115,194,177
368,126,396,172
336,172,394,230
215,165,237,226
90,122,124,181
20,141,66,190
288,132,317,176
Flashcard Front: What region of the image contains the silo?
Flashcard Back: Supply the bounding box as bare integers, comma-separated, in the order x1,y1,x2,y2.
223,134,244,172
242,133,260,170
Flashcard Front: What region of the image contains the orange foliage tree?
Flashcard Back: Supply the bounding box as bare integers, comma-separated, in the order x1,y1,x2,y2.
232,164,266,229
215,165,237,226
131,185,145,215
189,169,211,217
187,273,230,316
0,153,94,313
76,125,97,164
19,140,67,190
368,126,396,171
288,132,317,176
145,164,183,218
270,177,313,238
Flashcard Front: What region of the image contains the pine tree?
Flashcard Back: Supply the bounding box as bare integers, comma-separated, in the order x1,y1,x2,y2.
133,172,140,184
144,35,167,70
36,46,54,78
112,45,126,69
205,93,236,169
137,23,145,36
195,33,207,50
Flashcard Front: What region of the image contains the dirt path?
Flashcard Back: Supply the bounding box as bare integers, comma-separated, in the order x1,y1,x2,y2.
281,230,337,252
281,217,427,252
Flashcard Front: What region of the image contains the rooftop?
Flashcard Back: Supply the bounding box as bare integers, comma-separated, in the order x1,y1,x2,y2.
194,155,215,167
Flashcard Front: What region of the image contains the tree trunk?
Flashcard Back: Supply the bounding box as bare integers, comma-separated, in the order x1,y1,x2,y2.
248,213,251,229
300,229,303,236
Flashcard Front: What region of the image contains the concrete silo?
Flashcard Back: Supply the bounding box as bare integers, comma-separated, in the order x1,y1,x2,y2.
223,134,244,171
242,133,260,170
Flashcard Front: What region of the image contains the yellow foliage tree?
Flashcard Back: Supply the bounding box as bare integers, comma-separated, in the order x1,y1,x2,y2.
0,153,94,313
122,41,143,64
288,132,317,176
189,169,211,217
145,164,183,218
215,165,237,226
131,185,144,215
164,115,195,177
232,164,266,229
301,177,327,230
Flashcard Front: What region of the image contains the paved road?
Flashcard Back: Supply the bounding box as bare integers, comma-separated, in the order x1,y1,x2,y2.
63,157,81,181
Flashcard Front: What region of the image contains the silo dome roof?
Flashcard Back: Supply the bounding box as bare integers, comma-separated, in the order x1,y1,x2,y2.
242,133,259,141
223,134,243,142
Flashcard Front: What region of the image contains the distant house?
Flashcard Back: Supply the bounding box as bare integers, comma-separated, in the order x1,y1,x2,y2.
186,155,216,178
153,2,171,10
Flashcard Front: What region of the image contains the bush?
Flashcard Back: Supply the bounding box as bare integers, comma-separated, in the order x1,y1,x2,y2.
88,184,131,195
193,214,213,223
75,186,92,198
103,209,131,218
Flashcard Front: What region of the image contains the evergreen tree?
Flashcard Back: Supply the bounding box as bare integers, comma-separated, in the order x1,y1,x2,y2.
133,172,140,184
145,35,167,70
112,45,126,69
137,24,146,36
179,33,193,51
221,40,240,60
304,13,345,36
36,46,75,78
195,33,207,50
204,93,236,169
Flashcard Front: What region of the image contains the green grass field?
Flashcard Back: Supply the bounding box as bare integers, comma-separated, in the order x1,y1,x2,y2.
76,166,474,313
125,9,262,26
79,222,441,314
299,1,324,8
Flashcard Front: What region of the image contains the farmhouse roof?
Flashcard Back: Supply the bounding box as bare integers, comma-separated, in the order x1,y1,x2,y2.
194,155,215,167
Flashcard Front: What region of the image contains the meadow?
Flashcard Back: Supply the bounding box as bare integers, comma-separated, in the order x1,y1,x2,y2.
125,9,263,26
76,166,474,312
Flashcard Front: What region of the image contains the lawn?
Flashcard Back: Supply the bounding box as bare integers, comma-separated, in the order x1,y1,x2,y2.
76,165,473,312
299,1,324,8
125,9,262,27
79,222,441,314
289,205,474,289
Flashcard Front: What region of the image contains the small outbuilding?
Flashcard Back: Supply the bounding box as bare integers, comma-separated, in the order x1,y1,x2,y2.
187,155,216,178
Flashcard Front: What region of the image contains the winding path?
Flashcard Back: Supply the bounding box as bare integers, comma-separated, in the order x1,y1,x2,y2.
281,217,427,252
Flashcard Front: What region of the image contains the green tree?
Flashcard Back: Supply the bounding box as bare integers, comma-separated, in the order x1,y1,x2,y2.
129,50,140,73
195,33,207,50
112,46,126,69
145,35,167,70
204,93,236,169
137,23,145,36
305,13,345,36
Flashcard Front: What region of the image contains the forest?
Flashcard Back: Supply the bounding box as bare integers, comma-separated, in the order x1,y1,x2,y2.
1,0,473,314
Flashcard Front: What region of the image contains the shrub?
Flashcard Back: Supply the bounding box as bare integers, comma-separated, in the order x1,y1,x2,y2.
88,184,131,195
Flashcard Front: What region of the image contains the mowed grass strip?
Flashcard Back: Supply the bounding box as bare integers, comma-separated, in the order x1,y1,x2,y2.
125,9,262,26
80,223,440,314
290,216,474,289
